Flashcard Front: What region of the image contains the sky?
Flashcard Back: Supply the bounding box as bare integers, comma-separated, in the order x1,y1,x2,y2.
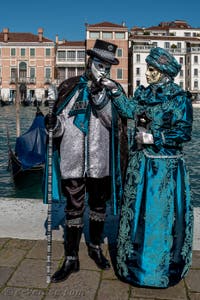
1,0,200,41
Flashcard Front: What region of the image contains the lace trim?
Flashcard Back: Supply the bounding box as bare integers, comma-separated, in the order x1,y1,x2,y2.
143,149,183,159
66,217,84,228
89,210,106,222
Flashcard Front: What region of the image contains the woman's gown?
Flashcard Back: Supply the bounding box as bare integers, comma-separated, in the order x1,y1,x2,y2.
113,82,193,288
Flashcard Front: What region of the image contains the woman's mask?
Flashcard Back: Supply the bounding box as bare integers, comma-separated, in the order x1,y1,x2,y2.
91,58,111,81
145,65,163,84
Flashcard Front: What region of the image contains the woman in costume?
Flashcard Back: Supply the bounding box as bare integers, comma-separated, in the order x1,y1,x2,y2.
101,47,193,288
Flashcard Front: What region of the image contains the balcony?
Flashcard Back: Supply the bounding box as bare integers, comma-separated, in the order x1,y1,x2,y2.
56,57,85,62
28,77,36,84
44,77,52,84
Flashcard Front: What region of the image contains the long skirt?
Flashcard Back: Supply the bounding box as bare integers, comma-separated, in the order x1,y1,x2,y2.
116,150,193,288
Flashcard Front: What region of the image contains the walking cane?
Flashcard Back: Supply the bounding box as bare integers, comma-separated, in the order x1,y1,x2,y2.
46,84,57,284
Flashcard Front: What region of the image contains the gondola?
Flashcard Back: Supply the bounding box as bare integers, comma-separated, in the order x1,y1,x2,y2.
7,107,47,181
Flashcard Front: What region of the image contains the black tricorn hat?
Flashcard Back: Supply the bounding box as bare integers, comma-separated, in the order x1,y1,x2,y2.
86,39,119,65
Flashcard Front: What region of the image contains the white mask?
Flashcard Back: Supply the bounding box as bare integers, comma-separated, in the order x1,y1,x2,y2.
91,58,111,81
145,65,163,84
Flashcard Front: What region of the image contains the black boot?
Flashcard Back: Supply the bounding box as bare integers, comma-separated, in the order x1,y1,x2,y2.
51,226,82,283
88,219,110,270
51,256,79,283
88,243,110,270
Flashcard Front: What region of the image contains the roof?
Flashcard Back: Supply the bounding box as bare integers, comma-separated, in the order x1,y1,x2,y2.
58,40,85,47
0,31,53,43
86,21,127,29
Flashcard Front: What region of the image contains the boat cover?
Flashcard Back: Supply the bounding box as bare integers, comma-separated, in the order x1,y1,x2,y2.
15,112,47,169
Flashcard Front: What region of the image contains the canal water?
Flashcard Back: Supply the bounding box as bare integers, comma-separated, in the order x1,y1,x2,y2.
0,105,200,206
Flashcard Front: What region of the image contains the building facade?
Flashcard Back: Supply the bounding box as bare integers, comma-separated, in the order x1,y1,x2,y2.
55,39,85,85
1,20,200,102
0,28,55,102
129,20,200,99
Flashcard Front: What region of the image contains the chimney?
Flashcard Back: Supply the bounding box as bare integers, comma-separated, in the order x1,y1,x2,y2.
3,28,9,42
38,28,43,42
55,34,59,44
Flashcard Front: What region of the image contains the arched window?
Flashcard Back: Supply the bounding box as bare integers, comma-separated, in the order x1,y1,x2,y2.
19,62,27,81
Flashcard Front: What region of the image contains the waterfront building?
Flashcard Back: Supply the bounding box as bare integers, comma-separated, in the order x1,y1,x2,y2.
0,20,200,101
55,39,86,85
129,20,200,99
0,28,55,102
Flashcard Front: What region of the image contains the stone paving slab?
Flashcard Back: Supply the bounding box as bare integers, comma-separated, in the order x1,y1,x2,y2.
185,269,200,293
97,279,130,300
0,248,26,268
131,280,188,299
45,270,100,300
0,267,14,287
0,238,200,300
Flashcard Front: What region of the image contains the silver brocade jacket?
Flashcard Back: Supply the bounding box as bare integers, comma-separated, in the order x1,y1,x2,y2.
52,89,112,179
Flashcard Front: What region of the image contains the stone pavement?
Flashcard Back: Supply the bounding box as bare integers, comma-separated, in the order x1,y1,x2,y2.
0,238,200,300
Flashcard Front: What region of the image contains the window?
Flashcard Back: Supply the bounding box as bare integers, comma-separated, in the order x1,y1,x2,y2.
30,67,35,78
184,32,191,37
30,48,35,57
136,67,140,75
102,32,112,39
45,48,51,56
67,51,76,61
194,69,198,76
194,56,198,63
115,32,125,39
164,42,170,49
136,54,140,63
152,42,158,47
57,68,65,81
58,51,66,60
136,80,140,87
117,68,123,79
194,80,198,89
11,48,16,56
89,32,100,39
11,68,17,79
45,68,51,79
177,42,181,49
68,67,76,78
77,51,85,60
117,48,123,57
179,57,184,64
179,70,184,77
21,48,26,56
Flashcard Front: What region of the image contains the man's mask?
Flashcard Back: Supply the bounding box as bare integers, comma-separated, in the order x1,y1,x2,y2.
91,58,111,82
145,65,163,84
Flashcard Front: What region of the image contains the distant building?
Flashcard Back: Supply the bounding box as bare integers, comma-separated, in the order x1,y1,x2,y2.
0,20,200,101
129,20,200,99
55,39,86,85
0,28,55,101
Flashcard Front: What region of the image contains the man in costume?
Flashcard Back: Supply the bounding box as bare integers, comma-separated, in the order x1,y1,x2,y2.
100,47,193,288
45,39,125,283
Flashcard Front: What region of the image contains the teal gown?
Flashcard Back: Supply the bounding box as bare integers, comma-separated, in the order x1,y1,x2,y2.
113,81,193,288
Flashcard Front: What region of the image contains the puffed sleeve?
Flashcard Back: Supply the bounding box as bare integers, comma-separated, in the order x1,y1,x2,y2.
153,93,193,148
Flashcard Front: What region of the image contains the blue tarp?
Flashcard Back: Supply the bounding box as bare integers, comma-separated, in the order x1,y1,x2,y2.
15,112,47,170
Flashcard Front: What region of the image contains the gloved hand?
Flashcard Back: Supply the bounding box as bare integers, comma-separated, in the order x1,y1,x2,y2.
44,113,57,131
90,80,103,95
100,78,118,93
